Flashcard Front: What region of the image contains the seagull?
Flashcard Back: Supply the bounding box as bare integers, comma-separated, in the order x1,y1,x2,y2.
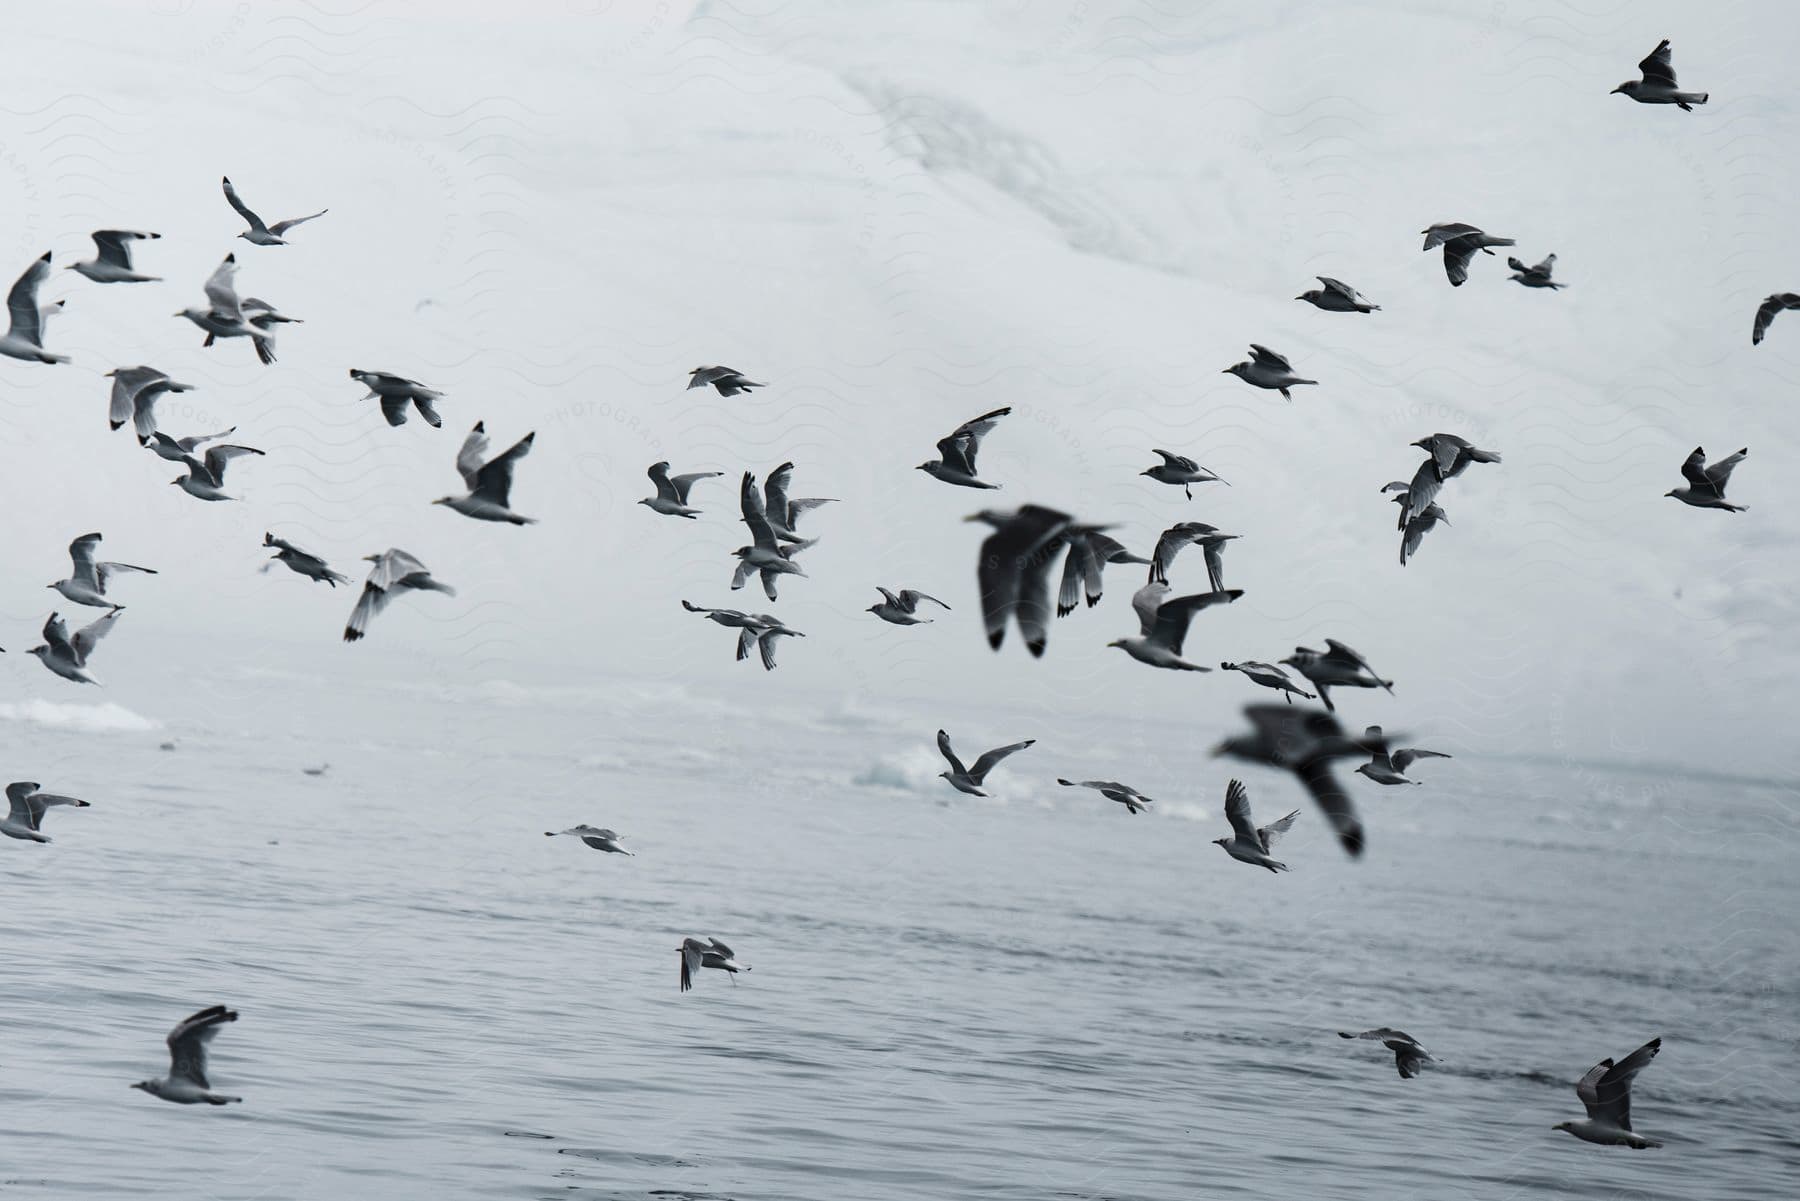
1613,41,1707,110
2,781,91,844
868,587,950,625
545,826,634,855
1220,660,1316,704
237,296,302,337
1554,1038,1665,1148
171,443,265,502
1338,1029,1435,1079
263,533,349,587
1507,254,1566,289
1355,726,1452,784
1421,223,1515,287
1056,529,1150,616
175,255,275,364
1297,277,1380,313
1412,433,1502,482
732,472,806,601
687,366,763,397
1752,293,1800,345
1056,777,1155,815
104,366,194,443
1215,706,1394,858
131,1006,243,1105
1279,641,1393,713
763,461,836,546
1148,522,1237,590
1108,582,1243,671
918,407,1011,488
349,369,444,428
301,764,329,777
1222,344,1317,400
1141,449,1229,499
1211,779,1298,872
1667,446,1749,512
222,175,327,244
70,230,161,283
344,550,456,643
967,504,1079,656
433,422,537,524
679,937,749,990
1,253,70,364
27,609,121,685
146,427,237,463
681,601,803,670
640,461,723,518
1399,502,1450,565
937,729,1034,797
51,533,156,608
1382,464,1442,531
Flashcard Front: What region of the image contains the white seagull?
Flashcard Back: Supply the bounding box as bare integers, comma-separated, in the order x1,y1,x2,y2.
918,407,1011,489
687,366,763,397
222,175,328,244
344,550,456,643
1666,446,1748,512
1212,779,1298,872
640,461,723,518
1141,449,1229,499
51,532,156,608
1355,726,1451,785
868,587,950,625
27,609,121,685
1613,41,1707,110
3,781,91,844
731,472,806,601
349,369,444,428
1421,223,1515,287
1220,660,1316,704
104,366,194,443
70,230,161,283
1107,582,1242,671
546,826,634,855
1056,777,1154,815
762,461,836,546
1339,1028,1435,1079
263,533,350,587
682,601,803,670
1297,276,1380,313
175,255,275,364
937,729,1034,797
679,937,750,990
131,1005,243,1105
1554,1038,1664,1148
433,421,537,524
1,253,70,364
171,443,265,502
1222,344,1316,400
1279,640,1393,713
147,427,237,463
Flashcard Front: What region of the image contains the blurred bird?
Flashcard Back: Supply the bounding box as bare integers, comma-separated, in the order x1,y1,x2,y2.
1149,522,1237,591
1056,529,1149,616
70,230,161,283
104,366,194,443
1,252,70,364
967,504,1080,656
1214,705,1399,857
1752,293,1799,345
1507,254,1565,289
546,826,633,855
1220,660,1316,704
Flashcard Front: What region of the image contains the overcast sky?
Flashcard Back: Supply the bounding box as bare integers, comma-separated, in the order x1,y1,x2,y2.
3,1,1796,775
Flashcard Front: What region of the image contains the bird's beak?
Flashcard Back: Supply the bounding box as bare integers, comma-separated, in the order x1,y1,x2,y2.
1219,367,1232,374
1610,85,1624,94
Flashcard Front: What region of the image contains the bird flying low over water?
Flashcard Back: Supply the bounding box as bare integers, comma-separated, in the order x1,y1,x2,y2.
546,826,633,855
1297,276,1379,313
679,937,749,990
1109,582,1243,672
919,407,1011,488
71,230,161,283
1141,449,1228,499
1421,223,1515,287
1355,726,1451,784
344,550,455,643
222,175,328,244
51,533,156,608
1214,706,1398,857
1752,293,1799,345
1507,254,1565,289
1213,779,1298,872
1555,1038,1665,1148
1613,41,1707,110
28,609,122,685
1339,1028,1435,1078
868,587,950,625
1056,778,1155,815
640,461,724,518
263,533,349,587
434,422,537,524
131,1006,243,1104
687,365,763,396
1,253,70,364
1222,344,1316,400
1666,446,1748,512
175,255,278,364
3,781,91,844
937,729,1034,797
1279,640,1393,713
350,369,444,428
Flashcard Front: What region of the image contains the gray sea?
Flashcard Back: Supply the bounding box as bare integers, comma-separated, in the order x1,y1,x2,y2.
4,664,1796,1201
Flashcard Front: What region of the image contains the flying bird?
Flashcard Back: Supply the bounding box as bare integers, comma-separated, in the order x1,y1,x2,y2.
433,422,537,524
1666,447,1748,512
1399,501,1450,565
1107,582,1243,671
967,505,1078,656
1220,660,1316,703
918,407,1012,489
868,587,951,625
1222,344,1316,400
681,601,802,670
175,255,276,364
732,472,807,601
27,609,121,685
937,729,1034,797
1296,276,1380,313
687,366,763,397
171,443,265,502
222,175,327,244
640,461,723,518
545,826,633,855
1338,1028,1435,1079
1355,726,1452,784
762,461,836,547
1141,449,1229,498
146,427,237,463
1056,529,1149,616
1,253,70,364
1148,522,1237,591
1752,293,1800,345
349,369,444,428
1279,640,1393,713
2,781,91,844
1613,41,1707,110
1507,254,1565,289
263,533,349,587
1421,223,1515,287
51,532,156,608
1412,433,1502,482
1056,778,1155,815
103,366,194,442
1211,779,1298,872
1214,705,1396,857
70,230,161,283
678,937,749,990
1554,1038,1665,1148
344,550,456,643
131,1006,243,1105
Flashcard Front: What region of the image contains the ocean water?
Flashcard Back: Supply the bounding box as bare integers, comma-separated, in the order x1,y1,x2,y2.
4,673,1796,1201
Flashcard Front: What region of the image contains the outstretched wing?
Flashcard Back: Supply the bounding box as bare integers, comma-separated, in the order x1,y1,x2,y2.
935,729,966,776
72,608,123,661
1151,588,1241,656
166,1005,236,1088
1753,294,1800,345
1638,39,1677,88
202,255,244,320
221,177,266,230
456,422,490,489
938,407,1011,474
969,739,1034,782
202,444,264,485
6,253,51,346
670,470,721,504
899,590,949,611
1702,448,1747,491
1256,809,1300,852
1391,748,1450,772
473,431,535,506
739,472,778,549
1223,778,1260,844
1248,344,1291,371
68,533,103,587
268,209,328,236
1591,1038,1661,1130
1678,446,1713,492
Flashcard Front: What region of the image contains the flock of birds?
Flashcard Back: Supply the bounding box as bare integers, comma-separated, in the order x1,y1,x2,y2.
2,38,1767,1150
